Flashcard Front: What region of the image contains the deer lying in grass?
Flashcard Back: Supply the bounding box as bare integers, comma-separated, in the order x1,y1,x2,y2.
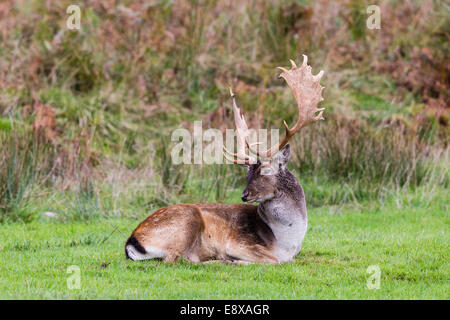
125,55,325,264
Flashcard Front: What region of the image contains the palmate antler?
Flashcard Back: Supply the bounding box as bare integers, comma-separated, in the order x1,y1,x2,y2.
223,88,257,165
224,55,325,163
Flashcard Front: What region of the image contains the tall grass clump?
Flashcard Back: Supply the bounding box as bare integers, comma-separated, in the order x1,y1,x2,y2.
0,128,57,222
292,114,448,203
153,136,244,205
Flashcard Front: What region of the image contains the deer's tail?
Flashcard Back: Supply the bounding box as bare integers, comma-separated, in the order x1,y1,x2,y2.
125,235,147,260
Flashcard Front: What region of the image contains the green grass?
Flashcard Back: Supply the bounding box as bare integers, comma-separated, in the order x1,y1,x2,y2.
0,117,11,131
1,190,448,299
0,0,448,300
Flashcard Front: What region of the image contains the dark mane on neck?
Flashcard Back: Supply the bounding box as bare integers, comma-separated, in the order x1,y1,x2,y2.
276,167,305,203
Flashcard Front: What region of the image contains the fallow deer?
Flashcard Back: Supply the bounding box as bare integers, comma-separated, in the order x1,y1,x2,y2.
125,55,325,264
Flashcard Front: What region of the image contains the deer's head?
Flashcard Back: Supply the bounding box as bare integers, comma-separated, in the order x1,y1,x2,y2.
223,55,325,203
241,144,291,202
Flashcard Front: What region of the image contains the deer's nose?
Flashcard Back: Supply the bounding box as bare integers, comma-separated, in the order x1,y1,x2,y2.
241,191,249,202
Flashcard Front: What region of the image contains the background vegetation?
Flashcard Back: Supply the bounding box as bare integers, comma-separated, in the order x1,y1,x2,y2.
0,0,448,299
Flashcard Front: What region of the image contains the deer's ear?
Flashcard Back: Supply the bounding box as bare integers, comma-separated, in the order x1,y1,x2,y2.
275,144,290,167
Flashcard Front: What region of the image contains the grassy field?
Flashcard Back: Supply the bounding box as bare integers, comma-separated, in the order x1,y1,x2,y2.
0,1,448,300
1,185,448,299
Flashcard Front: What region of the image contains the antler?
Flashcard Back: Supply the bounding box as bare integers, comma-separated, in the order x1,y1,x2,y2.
223,88,257,165
224,55,325,163
249,55,325,158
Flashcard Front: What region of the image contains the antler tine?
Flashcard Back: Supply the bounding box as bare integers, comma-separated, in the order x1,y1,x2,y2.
223,88,257,165
248,55,325,158
223,145,253,161
223,149,243,164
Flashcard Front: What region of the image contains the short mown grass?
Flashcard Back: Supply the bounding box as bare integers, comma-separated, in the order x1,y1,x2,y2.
0,0,448,300
0,187,448,300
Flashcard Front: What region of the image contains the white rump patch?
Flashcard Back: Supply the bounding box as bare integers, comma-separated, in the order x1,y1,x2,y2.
126,245,167,261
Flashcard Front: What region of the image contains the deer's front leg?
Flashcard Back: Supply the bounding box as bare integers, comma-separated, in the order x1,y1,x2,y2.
226,243,279,264
202,260,253,265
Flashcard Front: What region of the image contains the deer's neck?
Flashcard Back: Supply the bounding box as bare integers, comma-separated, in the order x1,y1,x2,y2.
257,172,308,262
